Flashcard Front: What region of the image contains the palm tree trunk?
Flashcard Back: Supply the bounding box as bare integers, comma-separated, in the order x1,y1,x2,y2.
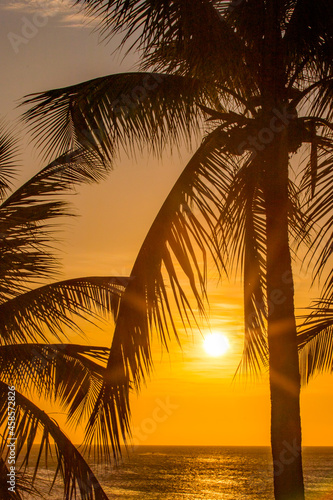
262,134,305,500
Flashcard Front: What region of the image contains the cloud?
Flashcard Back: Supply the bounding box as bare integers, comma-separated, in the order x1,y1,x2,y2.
1,0,97,28
59,10,95,28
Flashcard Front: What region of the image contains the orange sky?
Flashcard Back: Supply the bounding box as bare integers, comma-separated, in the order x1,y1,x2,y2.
0,1,332,447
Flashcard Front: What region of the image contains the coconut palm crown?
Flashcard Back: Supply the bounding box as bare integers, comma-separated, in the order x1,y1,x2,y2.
21,1,333,499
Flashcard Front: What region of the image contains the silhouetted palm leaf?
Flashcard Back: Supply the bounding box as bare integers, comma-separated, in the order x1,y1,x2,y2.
0,382,109,500
22,73,220,161
301,144,333,290
0,122,17,201
218,158,268,373
83,127,236,458
298,300,333,382
75,0,232,61
0,276,128,345
0,148,110,300
298,142,333,381
0,343,109,428
283,0,333,81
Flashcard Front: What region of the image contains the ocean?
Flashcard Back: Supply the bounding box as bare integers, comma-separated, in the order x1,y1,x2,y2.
23,446,333,499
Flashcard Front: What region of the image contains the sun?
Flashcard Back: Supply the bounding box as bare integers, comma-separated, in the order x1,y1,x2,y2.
203,332,230,357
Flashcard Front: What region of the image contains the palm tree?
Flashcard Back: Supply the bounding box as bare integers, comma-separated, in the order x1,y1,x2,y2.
20,2,333,499
0,123,133,499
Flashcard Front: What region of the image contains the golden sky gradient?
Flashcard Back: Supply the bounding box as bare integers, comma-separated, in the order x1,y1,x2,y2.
0,1,332,447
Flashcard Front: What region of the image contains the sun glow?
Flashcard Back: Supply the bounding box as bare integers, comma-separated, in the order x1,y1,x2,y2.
203,332,230,357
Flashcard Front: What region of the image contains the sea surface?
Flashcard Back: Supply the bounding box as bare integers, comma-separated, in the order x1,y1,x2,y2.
22,446,333,499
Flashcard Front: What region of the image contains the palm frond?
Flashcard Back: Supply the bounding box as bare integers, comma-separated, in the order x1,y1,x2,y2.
298,299,333,383
216,151,310,374
300,144,333,289
21,73,217,161
82,126,236,459
298,300,333,348
0,149,110,300
241,178,268,374
75,0,257,102
239,175,311,374
0,123,18,202
0,344,109,429
310,79,333,122
75,0,224,52
0,382,109,500
0,276,129,345
216,157,268,374
299,329,333,384
137,3,256,96
283,0,333,82
288,178,312,248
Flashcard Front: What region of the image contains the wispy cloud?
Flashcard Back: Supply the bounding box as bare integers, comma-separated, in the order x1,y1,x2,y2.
2,0,96,28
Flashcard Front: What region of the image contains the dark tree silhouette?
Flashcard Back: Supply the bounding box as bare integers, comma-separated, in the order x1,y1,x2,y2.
21,2,333,499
